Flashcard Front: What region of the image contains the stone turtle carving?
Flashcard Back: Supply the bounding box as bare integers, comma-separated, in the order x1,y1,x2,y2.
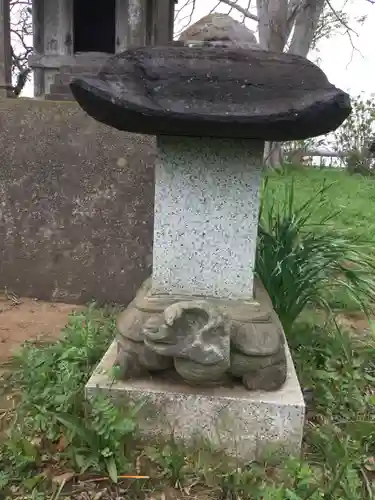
230,321,287,390
116,290,287,391
143,301,231,386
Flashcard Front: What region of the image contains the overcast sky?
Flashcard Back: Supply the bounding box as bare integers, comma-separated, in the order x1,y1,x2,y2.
175,0,375,97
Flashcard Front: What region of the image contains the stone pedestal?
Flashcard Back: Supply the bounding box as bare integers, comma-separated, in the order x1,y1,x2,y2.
153,136,263,299
85,136,305,460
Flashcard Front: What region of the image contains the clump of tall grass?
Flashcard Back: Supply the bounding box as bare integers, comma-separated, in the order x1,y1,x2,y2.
256,180,375,331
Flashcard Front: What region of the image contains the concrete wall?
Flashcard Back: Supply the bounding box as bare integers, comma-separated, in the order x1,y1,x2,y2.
0,98,155,304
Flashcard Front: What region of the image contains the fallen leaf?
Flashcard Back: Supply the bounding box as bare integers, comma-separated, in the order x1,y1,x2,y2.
147,494,166,500
183,478,201,495
31,437,42,448
93,490,107,500
364,456,375,472
52,471,75,486
77,492,91,500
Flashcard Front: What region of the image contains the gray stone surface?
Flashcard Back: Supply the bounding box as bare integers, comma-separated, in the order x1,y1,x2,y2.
152,136,264,299
242,362,287,391
86,338,305,461
230,348,285,377
231,321,282,356
117,337,173,378
45,53,110,101
179,13,259,49
0,98,155,304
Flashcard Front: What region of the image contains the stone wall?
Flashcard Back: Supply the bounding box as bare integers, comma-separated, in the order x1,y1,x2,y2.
0,98,155,304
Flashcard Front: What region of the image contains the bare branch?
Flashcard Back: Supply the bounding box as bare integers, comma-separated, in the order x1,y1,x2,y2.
223,0,241,19
218,0,258,21
209,2,222,15
9,0,32,96
175,0,197,36
241,0,253,22
324,0,363,67
174,0,192,21
325,0,358,37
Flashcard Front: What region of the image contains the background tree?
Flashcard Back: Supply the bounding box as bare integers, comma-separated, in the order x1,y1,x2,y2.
176,0,369,167
333,94,375,174
9,0,32,96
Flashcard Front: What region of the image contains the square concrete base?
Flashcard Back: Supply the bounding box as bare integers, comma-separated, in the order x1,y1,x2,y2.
85,339,305,462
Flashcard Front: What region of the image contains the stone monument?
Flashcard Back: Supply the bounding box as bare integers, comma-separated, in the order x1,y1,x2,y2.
74,42,351,459
178,12,260,49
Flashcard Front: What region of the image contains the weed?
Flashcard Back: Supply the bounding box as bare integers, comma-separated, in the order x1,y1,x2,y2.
289,317,375,499
145,442,188,485
0,305,140,486
54,394,140,481
290,319,375,423
263,168,375,256
257,179,375,330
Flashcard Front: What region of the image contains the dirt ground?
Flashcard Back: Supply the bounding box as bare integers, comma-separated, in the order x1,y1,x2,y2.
337,311,373,335
0,293,81,361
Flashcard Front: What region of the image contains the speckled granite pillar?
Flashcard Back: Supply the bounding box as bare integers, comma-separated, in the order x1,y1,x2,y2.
152,136,264,299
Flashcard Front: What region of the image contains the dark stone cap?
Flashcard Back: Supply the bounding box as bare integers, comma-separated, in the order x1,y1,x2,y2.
70,45,351,141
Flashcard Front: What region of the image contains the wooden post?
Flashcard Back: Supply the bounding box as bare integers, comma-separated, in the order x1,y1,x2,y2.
152,0,174,44
116,0,129,51
128,0,147,46
0,0,12,97
32,0,45,96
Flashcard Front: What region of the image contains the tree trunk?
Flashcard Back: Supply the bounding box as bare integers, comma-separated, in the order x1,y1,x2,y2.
288,0,326,57
256,0,288,168
257,0,327,168
264,141,284,168
256,0,289,51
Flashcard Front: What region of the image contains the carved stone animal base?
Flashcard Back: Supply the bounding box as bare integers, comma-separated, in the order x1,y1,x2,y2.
116,279,288,391
85,337,305,462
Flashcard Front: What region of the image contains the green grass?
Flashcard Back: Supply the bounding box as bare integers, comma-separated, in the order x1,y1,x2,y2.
262,167,375,312
257,179,375,328
264,167,375,252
